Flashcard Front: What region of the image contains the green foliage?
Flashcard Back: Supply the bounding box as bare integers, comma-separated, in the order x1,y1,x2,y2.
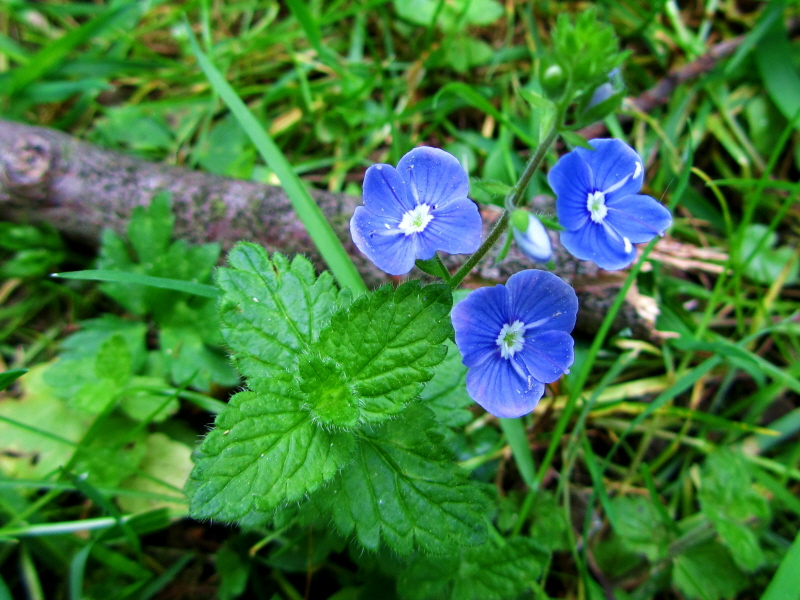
189,245,487,556
187,388,356,522
313,281,452,424
315,404,491,554
699,449,770,572
393,0,503,31
96,192,237,390
672,541,748,600
0,223,65,278
398,537,547,600
216,244,343,381
546,8,627,115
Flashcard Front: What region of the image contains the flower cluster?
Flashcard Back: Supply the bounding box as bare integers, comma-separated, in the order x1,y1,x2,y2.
549,138,672,270
349,147,482,276
451,270,578,418
350,139,670,418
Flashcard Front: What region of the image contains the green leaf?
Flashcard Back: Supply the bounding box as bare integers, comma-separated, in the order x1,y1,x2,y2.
128,191,174,264
118,433,191,514
741,223,799,285
216,244,342,381
755,2,800,126
611,496,674,562
0,369,27,392
762,528,800,600
0,365,90,479
94,333,132,389
398,537,547,600
699,449,770,572
419,340,473,429
469,178,513,198
187,388,356,522
560,130,594,150
315,404,490,554
71,416,149,487
52,270,220,299
444,36,494,74
672,541,747,600
312,281,452,423
393,0,503,31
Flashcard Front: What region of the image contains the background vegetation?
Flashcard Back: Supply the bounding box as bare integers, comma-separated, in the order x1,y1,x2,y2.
1,0,799,599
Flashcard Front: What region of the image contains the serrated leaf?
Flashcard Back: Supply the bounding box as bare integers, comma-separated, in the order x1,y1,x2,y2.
216,244,341,381
420,341,473,428
398,537,547,600
315,404,490,554
312,282,452,423
128,191,173,264
187,388,356,522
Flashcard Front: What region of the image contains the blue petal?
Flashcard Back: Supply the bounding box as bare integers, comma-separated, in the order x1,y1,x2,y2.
465,357,545,418
452,286,509,368
577,139,644,199
396,147,470,209
350,206,417,275
504,270,578,333
560,221,636,270
513,214,552,263
605,194,672,243
550,150,593,231
416,198,482,259
363,163,414,214
517,330,574,384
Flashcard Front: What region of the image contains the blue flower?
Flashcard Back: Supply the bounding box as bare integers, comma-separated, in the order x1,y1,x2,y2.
512,212,552,263
350,147,483,276
549,138,672,270
451,270,578,418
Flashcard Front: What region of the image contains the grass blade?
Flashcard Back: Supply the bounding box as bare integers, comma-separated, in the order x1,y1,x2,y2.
761,529,800,600
51,270,220,298
184,24,366,294
499,418,536,489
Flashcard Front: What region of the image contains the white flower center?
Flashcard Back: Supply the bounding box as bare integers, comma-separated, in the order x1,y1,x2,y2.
398,204,433,235
496,320,526,359
587,190,608,223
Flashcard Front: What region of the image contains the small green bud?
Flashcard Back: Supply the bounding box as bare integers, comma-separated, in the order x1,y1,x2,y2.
541,64,566,99
511,209,530,232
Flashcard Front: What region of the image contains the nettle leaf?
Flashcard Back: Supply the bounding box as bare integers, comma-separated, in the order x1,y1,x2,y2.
699,448,770,571
311,281,452,424
420,340,474,428
217,244,341,381
398,537,547,600
187,387,355,522
315,404,491,555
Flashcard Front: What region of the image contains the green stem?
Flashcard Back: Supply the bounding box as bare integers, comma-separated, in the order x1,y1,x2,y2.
449,211,510,289
434,253,452,282
449,123,562,289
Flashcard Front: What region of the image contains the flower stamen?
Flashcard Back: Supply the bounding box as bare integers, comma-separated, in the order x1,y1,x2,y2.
398,204,434,235
587,191,608,223
496,320,526,359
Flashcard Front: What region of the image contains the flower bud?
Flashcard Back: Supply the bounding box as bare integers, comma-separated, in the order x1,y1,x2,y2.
512,212,552,263
540,64,566,99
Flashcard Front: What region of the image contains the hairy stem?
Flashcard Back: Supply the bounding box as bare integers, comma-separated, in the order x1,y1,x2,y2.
450,123,561,289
